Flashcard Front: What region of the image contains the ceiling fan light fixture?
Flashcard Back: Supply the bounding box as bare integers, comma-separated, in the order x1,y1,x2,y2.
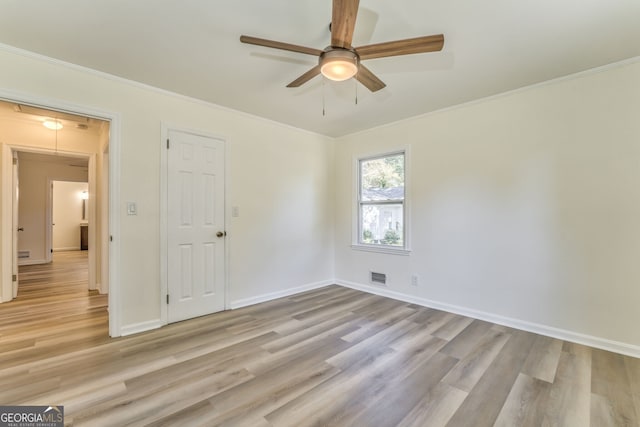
320,50,358,81
43,119,63,130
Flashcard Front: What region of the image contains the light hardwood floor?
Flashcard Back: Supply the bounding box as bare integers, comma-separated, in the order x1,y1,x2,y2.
1,253,639,426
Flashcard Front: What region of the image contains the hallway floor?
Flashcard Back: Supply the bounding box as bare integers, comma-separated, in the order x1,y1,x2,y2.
0,251,109,369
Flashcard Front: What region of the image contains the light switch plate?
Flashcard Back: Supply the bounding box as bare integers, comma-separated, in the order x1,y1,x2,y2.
232,206,240,217
127,202,137,215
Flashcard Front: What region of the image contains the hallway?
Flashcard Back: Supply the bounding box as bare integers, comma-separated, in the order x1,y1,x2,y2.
0,251,108,369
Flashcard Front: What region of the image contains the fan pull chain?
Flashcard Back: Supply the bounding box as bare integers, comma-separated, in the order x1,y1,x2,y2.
355,73,358,105
322,77,326,116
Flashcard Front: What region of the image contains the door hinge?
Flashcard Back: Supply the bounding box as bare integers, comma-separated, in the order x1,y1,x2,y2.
110,235,113,242
12,158,17,165
166,138,170,149
166,294,169,304
12,274,17,282
51,249,53,253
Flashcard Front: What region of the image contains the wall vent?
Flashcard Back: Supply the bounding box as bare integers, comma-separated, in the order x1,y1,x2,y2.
18,250,30,259
370,271,387,285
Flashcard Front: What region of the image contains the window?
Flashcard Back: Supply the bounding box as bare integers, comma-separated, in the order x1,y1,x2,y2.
356,151,408,253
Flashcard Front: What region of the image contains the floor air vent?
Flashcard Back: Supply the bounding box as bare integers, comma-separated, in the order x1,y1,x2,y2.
18,250,30,259
370,271,387,285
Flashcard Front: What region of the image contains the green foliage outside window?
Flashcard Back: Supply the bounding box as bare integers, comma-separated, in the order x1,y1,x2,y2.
382,229,401,245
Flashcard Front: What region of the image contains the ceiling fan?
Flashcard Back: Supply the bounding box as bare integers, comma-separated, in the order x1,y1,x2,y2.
240,0,444,92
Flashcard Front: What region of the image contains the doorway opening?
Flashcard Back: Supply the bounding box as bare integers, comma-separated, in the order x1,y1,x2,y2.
0,98,113,337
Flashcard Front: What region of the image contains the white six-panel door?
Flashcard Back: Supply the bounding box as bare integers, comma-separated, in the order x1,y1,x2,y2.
167,130,225,323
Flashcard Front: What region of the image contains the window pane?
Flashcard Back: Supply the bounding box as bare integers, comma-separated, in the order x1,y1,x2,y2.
360,203,403,246
360,154,404,201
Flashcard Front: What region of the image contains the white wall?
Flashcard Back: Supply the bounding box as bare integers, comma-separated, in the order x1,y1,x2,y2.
52,180,88,251
4,42,637,354
0,46,335,329
334,59,640,352
17,159,88,262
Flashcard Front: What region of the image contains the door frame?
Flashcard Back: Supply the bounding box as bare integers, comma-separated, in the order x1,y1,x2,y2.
48,178,91,263
11,150,18,298
0,90,122,337
159,123,230,326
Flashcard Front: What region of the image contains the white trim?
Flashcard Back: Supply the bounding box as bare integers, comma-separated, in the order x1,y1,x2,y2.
353,147,411,253
53,247,82,252
100,148,110,295
108,111,121,338
120,319,163,337
17,259,48,266
229,280,333,310
159,123,229,326
159,124,169,326
223,137,232,312
350,244,411,256
335,279,640,359
0,88,122,338
1,144,14,302
87,154,97,291
46,178,53,264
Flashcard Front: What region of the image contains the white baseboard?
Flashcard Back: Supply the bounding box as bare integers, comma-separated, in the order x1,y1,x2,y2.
336,279,640,359
53,247,81,252
229,279,333,309
18,258,49,266
120,319,163,337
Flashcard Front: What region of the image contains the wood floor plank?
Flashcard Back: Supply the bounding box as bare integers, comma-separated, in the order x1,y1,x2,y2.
521,335,563,383
203,361,341,425
263,346,399,427
441,327,511,392
439,318,493,359
432,314,475,341
1,252,638,426
625,356,640,425
445,329,537,427
344,352,460,427
494,373,551,427
591,348,638,426
542,349,591,427
397,382,468,427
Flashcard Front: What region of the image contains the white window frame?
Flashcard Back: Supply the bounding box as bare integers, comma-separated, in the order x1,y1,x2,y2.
352,148,411,256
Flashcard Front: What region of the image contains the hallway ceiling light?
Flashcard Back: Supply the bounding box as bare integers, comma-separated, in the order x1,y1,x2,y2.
43,120,63,130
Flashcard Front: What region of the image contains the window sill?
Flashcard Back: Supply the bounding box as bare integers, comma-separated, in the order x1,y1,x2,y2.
351,244,411,256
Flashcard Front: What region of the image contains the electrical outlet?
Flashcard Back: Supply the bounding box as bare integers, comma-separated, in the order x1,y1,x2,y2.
411,274,419,286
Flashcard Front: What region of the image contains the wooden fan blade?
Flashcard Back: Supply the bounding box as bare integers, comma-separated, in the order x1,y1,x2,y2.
240,35,323,57
356,64,386,92
331,0,360,48
287,65,322,87
356,34,444,60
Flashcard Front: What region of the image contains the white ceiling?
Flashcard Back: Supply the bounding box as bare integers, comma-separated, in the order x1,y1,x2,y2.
0,0,639,137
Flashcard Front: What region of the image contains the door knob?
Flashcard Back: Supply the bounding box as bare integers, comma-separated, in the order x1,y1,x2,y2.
216,231,226,238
